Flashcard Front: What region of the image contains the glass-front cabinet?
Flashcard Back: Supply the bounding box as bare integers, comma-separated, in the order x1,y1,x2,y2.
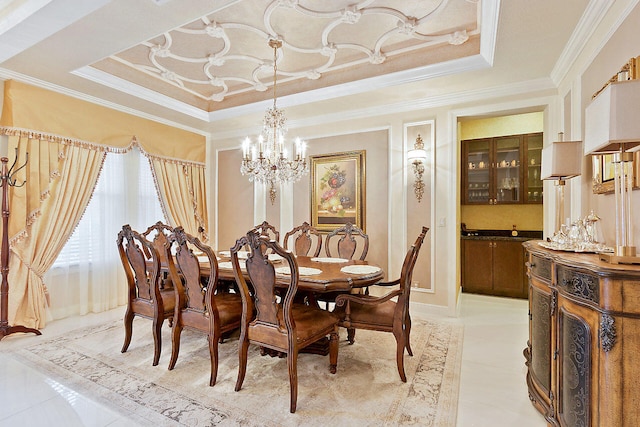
462,132,543,205
525,133,543,203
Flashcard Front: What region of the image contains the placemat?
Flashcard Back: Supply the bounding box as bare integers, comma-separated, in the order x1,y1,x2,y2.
340,265,381,274
275,266,322,276
310,257,349,263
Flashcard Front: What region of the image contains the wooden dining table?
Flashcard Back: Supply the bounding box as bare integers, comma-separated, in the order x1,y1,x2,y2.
214,253,384,355
214,253,385,293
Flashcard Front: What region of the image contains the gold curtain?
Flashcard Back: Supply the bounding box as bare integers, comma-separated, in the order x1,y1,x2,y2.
149,155,208,243
2,131,107,328
0,80,209,328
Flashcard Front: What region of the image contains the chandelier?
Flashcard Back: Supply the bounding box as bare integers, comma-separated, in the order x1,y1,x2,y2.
240,38,308,204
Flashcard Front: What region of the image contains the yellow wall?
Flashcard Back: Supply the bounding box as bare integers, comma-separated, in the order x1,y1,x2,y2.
461,204,543,231
460,112,543,140
460,112,544,231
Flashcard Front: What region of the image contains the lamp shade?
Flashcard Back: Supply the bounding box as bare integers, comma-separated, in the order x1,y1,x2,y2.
407,148,427,161
584,79,640,154
541,139,582,180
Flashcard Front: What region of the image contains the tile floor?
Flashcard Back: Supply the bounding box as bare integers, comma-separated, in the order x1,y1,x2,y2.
0,293,545,426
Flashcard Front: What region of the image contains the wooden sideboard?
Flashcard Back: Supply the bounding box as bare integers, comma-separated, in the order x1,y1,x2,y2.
523,241,640,427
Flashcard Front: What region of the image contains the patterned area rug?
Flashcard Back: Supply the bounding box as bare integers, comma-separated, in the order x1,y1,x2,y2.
11,317,463,426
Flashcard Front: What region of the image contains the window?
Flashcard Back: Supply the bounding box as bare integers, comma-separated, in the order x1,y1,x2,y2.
53,148,164,267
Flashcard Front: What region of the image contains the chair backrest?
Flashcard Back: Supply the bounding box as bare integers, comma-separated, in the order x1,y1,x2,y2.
117,224,161,303
398,226,429,313
166,226,219,316
324,222,369,260
283,221,322,257
142,221,174,268
231,231,298,337
253,220,280,242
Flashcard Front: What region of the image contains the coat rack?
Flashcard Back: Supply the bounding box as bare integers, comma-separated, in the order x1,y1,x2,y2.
0,152,41,340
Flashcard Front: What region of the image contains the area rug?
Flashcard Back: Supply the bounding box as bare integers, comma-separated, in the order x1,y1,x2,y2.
10,316,463,426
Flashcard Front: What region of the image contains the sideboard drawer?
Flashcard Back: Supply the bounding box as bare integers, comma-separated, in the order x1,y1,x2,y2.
530,254,551,282
556,265,600,305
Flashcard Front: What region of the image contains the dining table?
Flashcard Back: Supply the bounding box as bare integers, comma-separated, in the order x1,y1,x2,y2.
212,252,384,355
213,252,385,293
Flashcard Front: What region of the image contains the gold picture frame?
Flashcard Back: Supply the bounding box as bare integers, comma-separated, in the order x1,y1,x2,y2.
592,151,640,194
310,150,366,232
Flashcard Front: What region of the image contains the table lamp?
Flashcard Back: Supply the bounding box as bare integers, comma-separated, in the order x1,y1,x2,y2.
541,133,582,235
584,78,640,264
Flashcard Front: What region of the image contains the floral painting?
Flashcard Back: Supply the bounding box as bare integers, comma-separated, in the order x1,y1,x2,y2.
310,151,365,231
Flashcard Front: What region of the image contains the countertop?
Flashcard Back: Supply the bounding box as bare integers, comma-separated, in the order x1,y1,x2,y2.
461,228,543,242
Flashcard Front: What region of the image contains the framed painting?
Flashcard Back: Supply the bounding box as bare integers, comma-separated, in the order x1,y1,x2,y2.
310,150,366,232
592,151,640,194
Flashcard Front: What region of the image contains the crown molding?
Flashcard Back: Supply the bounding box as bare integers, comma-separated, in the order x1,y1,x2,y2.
550,0,616,86
72,66,211,122
210,77,557,140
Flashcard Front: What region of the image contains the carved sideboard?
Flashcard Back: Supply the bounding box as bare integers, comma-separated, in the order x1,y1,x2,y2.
523,241,640,427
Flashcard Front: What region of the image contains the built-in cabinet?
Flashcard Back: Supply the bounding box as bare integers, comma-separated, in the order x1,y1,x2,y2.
461,238,527,298
462,132,543,205
524,241,640,426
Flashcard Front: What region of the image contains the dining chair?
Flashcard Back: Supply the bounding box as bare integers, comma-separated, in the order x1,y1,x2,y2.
253,220,280,242
324,222,369,260
117,224,175,366
230,231,339,413
318,222,370,310
142,221,174,289
283,221,322,257
166,226,243,386
334,226,429,382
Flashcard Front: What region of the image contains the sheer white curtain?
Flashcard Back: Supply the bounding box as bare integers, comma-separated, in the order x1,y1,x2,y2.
44,148,164,320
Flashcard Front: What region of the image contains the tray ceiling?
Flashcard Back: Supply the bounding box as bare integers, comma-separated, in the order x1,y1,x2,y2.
84,0,481,114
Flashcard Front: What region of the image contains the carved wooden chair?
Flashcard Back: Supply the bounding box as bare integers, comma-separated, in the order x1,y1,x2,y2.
334,226,429,382
253,220,280,242
324,222,369,260
231,231,339,413
166,226,243,386
117,224,175,366
318,222,370,309
142,221,174,289
283,221,322,257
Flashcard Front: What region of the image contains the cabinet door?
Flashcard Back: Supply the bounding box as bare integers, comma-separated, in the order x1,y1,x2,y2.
525,133,543,204
463,139,491,204
530,285,552,397
462,240,493,293
557,305,593,427
493,240,526,297
494,136,522,204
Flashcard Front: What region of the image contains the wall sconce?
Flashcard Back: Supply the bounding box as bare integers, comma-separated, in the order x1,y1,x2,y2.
585,78,640,264
541,132,582,234
407,134,427,202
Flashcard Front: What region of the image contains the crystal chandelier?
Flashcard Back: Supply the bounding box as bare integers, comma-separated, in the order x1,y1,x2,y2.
240,39,308,204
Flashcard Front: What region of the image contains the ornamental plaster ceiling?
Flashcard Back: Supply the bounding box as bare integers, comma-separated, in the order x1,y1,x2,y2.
0,0,593,135
89,0,479,113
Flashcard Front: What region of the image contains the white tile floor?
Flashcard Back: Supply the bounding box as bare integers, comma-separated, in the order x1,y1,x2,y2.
0,293,546,426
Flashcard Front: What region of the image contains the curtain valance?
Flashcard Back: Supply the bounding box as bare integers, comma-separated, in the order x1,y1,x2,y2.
0,80,205,162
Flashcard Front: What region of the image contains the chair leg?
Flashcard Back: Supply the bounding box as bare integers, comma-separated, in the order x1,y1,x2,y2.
393,328,407,382
209,332,219,386
329,329,339,374
235,332,249,392
347,327,356,344
405,314,413,357
168,322,182,370
288,349,298,413
121,308,134,354
152,315,163,366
